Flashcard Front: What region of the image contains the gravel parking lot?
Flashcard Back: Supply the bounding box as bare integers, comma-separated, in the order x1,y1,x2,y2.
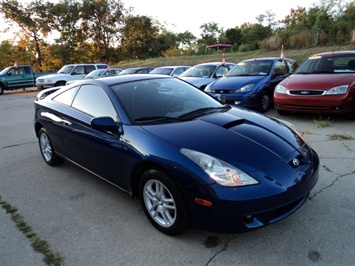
1,89,354,266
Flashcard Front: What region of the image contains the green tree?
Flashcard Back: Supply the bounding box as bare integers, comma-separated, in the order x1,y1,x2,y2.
0,0,54,70
81,0,124,63
198,22,223,52
49,0,85,65
120,15,160,60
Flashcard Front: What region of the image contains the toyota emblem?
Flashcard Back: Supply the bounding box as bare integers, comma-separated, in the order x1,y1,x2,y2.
292,158,300,166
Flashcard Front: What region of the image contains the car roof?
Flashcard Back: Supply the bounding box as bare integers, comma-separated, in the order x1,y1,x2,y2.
193,62,235,66
154,66,190,69
93,74,172,86
241,57,294,62
311,50,355,56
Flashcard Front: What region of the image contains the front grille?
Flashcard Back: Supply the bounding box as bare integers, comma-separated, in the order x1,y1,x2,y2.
283,104,328,110
289,90,325,96
37,79,44,83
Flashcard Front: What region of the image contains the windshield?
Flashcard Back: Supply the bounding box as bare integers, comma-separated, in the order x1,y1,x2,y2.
226,60,272,76
296,54,355,74
58,65,74,74
0,67,12,75
179,65,216,78
150,68,173,75
86,69,105,78
110,78,225,123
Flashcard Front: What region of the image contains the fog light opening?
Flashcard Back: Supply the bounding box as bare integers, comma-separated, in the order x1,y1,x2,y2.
244,214,254,224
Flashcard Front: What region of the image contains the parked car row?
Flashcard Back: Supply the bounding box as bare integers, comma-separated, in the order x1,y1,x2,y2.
34,50,355,117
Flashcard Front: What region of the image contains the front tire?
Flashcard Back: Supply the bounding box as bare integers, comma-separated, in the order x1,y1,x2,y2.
38,128,64,166
0,84,4,95
139,169,191,235
258,93,270,113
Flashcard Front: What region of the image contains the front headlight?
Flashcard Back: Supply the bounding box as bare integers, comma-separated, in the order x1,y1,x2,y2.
181,148,258,187
235,84,254,92
325,85,348,95
275,84,287,94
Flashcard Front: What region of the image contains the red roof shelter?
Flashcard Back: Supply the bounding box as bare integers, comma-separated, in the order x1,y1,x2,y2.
206,43,233,53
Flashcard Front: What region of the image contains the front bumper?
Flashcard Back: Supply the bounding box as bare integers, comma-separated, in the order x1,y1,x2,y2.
186,150,320,233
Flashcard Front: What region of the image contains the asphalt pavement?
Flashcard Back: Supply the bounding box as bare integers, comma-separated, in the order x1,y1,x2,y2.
0,88,354,266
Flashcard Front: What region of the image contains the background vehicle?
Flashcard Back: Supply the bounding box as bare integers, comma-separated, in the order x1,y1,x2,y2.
65,68,122,85
0,65,54,95
178,62,236,90
274,50,355,117
149,66,190,76
35,63,108,90
34,74,319,236
205,57,298,112
118,67,154,75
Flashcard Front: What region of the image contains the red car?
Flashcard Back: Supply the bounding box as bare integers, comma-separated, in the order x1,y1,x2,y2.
274,51,355,117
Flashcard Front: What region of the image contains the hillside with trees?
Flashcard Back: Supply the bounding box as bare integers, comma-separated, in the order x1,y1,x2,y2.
0,0,354,71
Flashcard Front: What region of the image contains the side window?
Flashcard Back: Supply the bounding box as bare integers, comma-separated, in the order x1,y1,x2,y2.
53,87,78,106
273,61,287,75
137,69,147,74
97,64,108,69
85,65,96,74
72,84,118,121
286,61,298,73
215,66,228,76
73,66,85,75
23,66,31,74
10,67,23,75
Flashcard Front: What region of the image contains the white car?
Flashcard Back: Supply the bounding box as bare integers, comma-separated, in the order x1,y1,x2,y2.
36,63,108,90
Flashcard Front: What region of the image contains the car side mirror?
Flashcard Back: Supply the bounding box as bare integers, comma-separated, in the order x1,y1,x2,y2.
91,116,122,135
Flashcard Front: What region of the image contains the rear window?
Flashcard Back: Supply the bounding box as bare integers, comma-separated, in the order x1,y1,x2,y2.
97,64,108,69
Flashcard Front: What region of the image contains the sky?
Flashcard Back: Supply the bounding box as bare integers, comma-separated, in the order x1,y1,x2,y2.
0,0,319,41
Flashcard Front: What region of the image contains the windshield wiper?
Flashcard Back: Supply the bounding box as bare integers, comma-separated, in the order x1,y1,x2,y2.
178,106,230,119
134,116,181,122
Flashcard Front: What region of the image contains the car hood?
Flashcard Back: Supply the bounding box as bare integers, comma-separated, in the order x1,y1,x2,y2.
37,73,66,79
210,76,268,90
141,108,307,174
281,73,354,89
179,77,214,87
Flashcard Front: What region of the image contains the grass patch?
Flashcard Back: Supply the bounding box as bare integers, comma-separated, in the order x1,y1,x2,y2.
0,196,65,266
314,116,332,128
329,134,355,141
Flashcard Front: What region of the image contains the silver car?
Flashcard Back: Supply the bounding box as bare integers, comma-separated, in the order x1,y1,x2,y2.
179,62,236,90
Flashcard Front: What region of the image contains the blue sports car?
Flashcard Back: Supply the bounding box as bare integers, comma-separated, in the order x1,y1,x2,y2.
205,57,298,112
34,74,319,235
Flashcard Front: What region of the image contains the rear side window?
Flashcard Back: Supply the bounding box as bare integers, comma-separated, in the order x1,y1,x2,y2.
24,66,31,74
53,87,78,106
85,65,96,74
97,64,108,69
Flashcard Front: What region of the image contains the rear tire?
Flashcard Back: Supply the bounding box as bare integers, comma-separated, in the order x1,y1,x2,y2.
139,169,191,235
38,128,64,166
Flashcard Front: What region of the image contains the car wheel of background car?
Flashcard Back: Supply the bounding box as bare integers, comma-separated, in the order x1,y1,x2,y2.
258,93,270,113
0,84,4,95
55,81,66,87
38,128,64,166
139,168,191,235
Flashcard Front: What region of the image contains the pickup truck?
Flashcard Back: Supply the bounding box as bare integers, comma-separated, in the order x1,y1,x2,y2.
0,65,54,95
35,63,108,90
